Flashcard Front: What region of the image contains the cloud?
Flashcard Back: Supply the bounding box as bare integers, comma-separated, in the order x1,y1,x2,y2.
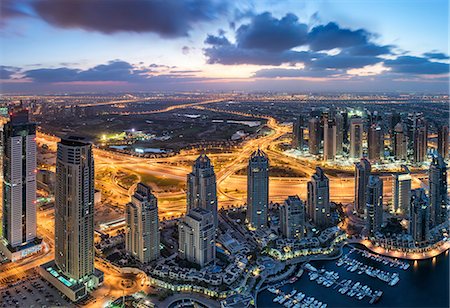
1,0,28,19
235,12,308,52
253,68,343,78
423,52,450,60
204,44,314,65
311,54,381,69
342,43,392,56
0,66,19,79
307,22,371,51
31,0,228,38
204,34,231,46
182,46,190,55
23,60,146,83
384,56,449,75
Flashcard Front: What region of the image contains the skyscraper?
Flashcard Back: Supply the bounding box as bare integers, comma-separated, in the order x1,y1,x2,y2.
335,112,344,155
413,118,428,163
1,107,42,261
437,125,448,159
307,167,330,228
178,207,215,268
323,118,337,161
40,136,103,302
392,173,412,215
126,183,160,263
246,149,269,230
187,154,218,227
393,122,408,160
409,189,430,244
349,117,364,159
354,158,371,214
308,117,321,155
368,123,383,162
366,176,383,236
429,156,448,226
279,195,306,239
292,116,305,149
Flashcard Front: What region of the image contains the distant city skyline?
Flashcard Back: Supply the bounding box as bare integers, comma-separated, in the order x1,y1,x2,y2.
0,0,449,93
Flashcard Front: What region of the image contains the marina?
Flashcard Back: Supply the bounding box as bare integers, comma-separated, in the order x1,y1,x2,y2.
257,245,449,307
269,287,328,308
304,263,382,304
350,246,410,270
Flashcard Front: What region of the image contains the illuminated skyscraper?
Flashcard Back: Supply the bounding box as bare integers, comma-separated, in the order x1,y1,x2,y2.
413,117,428,163
349,117,364,159
429,156,448,225
292,116,305,149
392,172,411,215
307,167,330,227
126,183,160,263
323,118,337,161
1,108,42,261
308,117,321,155
246,149,269,230
187,154,218,227
409,189,430,243
354,158,371,214
437,125,448,159
335,112,344,155
366,176,383,236
393,122,408,160
279,195,306,239
368,123,383,162
40,136,103,302
178,207,215,268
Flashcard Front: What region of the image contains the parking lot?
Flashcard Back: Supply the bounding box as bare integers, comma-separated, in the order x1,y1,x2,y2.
0,270,74,307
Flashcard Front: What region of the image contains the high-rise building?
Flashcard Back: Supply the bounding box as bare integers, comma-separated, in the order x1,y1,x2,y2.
409,189,430,243
126,183,160,263
366,176,383,235
40,136,103,302
354,158,371,214
323,118,337,161
413,118,428,163
393,122,408,160
187,154,218,227
335,112,344,155
178,207,215,268
307,167,330,227
368,124,383,162
1,108,42,261
392,173,412,215
292,116,305,149
437,125,449,159
279,196,306,239
429,156,448,226
349,117,364,159
308,117,321,155
246,149,269,230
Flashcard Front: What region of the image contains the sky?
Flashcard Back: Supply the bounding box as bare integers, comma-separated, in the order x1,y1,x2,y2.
0,0,449,93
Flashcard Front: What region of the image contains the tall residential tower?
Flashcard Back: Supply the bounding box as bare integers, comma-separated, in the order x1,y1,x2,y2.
246,149,269,230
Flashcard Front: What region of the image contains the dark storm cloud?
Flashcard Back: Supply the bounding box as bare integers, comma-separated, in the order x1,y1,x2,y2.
24,60,146,83
235,12,308,52
384,56,449,75
203,13,389,67
423,52,450,60
31,0,228,37
307,22,370,51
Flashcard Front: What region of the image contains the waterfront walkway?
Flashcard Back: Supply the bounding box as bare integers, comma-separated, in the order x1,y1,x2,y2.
348,239,450,260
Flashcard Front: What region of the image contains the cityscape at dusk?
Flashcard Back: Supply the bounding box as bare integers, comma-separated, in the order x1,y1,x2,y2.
0,1,449,308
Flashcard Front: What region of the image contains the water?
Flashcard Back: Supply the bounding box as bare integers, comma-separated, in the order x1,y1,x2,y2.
257,244,449,307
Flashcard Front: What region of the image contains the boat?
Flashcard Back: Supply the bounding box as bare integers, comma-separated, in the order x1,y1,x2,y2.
389,276,400,286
